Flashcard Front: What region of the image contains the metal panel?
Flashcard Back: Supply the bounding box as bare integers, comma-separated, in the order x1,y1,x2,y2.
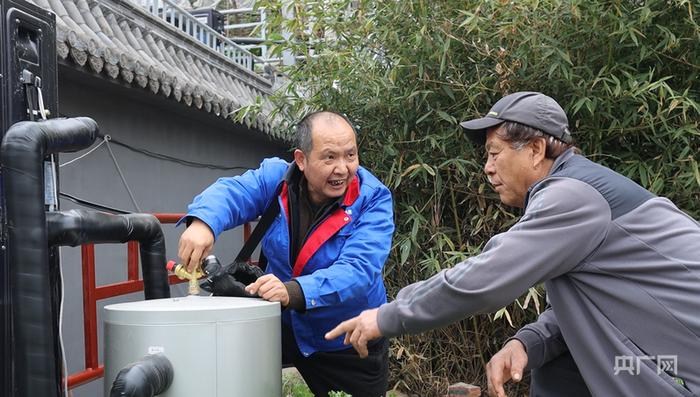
1,1,57,396
2,2,57,131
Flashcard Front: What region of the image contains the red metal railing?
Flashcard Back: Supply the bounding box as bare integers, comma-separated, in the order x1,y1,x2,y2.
66,213,252,389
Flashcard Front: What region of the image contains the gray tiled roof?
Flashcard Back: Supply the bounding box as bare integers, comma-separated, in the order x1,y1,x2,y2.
29,0,282,138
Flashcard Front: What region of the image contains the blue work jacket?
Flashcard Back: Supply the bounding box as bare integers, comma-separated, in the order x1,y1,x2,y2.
186,158,394,355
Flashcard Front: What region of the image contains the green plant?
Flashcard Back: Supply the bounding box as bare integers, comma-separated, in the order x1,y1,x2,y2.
328,392,352,397
282,371,313,397
249,1,700,396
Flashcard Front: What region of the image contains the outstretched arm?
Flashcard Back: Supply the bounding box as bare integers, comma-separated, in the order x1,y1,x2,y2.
327,178,610,357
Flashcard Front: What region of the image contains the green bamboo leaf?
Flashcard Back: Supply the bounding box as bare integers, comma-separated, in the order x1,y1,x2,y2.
416,110,433,125
439,37,451,76
572,97,589,115
399,239,411,266
441,85,456,101
639,164,648,187
691,158,700,188
254,2,700,392
585,98,595,115
437,110,456,125
651,177,664,194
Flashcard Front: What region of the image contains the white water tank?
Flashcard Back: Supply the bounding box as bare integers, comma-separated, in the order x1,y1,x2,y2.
103,296,281,397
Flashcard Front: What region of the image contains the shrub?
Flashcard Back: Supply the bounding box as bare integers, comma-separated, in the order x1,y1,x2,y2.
249,1,700,395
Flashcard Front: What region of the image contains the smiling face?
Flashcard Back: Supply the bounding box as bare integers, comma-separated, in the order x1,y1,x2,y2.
294,115,359,205
484,126,552,208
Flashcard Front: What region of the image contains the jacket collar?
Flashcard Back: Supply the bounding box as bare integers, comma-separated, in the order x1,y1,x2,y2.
547,147,576,176
523,147,577,208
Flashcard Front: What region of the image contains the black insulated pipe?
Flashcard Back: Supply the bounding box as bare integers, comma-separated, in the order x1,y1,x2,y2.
1,117,97,397
110,354,174,397
46,209,171,299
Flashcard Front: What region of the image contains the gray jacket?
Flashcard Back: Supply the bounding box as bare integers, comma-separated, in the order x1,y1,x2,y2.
377,148,700,396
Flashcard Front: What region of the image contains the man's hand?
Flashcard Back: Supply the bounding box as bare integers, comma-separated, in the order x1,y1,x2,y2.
324,308,382,358
486,339,528,397
178,219,214,272
245,274,289,306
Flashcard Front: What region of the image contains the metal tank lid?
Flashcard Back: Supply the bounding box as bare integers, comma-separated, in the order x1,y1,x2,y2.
103,296,280,325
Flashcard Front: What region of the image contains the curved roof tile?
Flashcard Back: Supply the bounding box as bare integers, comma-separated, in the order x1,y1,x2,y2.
30,0,282,138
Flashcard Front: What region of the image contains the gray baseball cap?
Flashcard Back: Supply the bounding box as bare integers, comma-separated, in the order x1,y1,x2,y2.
460,92,571,145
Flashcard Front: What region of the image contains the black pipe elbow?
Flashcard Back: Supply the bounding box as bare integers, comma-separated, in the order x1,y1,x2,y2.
46,209,170,299
110,354,174,397
2,117,98,397
1,117,98,157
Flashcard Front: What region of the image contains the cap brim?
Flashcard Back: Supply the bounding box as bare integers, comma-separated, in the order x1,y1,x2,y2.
459,117,504,145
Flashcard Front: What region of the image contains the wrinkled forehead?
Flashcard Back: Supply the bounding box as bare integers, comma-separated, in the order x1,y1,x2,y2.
485,126,508,150
310,118,357,149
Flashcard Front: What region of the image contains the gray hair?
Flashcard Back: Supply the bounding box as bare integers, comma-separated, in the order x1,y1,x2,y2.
294,111,357,153
498,121,574,159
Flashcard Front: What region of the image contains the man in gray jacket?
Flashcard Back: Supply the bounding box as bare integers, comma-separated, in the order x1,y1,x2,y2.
326,92,700,397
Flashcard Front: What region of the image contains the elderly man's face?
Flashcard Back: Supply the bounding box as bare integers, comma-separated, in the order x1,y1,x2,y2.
483,126,544,208
295,117,359,205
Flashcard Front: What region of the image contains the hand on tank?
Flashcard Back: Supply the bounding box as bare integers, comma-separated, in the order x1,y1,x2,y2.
245,274,289,305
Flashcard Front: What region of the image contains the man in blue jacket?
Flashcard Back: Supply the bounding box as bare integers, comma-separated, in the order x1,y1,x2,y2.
327,92,700,397
178,111,395,396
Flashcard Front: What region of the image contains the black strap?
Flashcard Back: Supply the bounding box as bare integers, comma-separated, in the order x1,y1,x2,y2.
257,251,268,271
234,186,282,268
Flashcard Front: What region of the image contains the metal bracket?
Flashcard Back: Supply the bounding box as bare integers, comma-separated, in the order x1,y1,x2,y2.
20,69,50,120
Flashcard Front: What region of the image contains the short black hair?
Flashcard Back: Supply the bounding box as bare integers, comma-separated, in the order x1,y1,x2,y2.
294,111,357,153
